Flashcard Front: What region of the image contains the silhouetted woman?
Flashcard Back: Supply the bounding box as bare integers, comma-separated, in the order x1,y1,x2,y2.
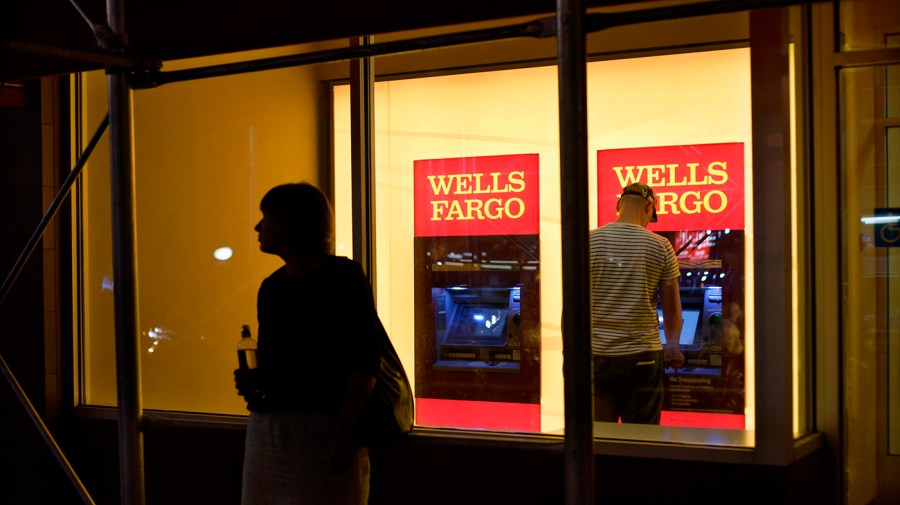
235,182,378,504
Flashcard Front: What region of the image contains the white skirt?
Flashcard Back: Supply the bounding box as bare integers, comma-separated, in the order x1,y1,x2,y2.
241,411,370,505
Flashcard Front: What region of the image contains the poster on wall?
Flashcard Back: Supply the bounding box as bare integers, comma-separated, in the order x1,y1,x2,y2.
413,153,542,432
597,143,747,429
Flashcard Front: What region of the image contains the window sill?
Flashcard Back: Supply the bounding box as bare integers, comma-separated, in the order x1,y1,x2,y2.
72,405,825,466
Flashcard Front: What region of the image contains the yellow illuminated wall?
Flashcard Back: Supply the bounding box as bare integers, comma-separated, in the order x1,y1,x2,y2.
335,47,754,433
79,46,323,414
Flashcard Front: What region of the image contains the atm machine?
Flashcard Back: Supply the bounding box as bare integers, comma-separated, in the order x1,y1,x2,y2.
659,285,724,369
660,229,745,416
414,234,541,406
433,285,523,372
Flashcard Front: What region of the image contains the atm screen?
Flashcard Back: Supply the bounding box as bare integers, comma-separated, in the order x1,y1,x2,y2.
449,306,508,344
658,308,701,346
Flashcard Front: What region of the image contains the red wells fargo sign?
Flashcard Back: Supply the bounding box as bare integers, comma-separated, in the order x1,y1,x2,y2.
597,143,745,232
414,154,540,237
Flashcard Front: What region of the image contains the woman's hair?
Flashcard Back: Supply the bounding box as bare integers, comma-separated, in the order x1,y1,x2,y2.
260,182,335,257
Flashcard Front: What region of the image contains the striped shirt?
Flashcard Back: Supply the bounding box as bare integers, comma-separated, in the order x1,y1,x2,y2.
589,222,680,356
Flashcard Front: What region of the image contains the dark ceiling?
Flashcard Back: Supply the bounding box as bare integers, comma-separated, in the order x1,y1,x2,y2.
3,0,819,83
1,0,581,82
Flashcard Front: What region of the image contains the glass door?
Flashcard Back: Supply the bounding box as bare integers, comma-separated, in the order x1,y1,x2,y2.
841,58,900,504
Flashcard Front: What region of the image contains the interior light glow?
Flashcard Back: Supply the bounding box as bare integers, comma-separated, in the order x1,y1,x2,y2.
214,246,233,261
143,326,172,341
860,215,900,224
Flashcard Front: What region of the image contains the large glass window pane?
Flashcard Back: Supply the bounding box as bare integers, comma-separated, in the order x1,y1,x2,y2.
76,45,337,414
588,49,753,435
336,67,561,433
889,125,900,457
334,47,754,439
841,62,900,504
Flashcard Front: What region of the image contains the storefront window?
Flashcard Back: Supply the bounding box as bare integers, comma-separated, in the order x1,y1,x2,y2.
75,45,335,414
72,13,801,449
838,0,900,496
588,50,753,434
841,62,900,504
334,47,755,437
890,38,900,455
335,67,561,433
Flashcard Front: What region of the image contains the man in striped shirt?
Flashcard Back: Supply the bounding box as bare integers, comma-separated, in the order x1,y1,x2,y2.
590,182,684,424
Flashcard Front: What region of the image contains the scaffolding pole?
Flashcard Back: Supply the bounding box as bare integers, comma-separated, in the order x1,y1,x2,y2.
0,114,108,505
106,0,146,502
557,0,594,503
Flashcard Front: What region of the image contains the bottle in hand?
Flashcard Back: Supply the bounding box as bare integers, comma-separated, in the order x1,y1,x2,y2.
237,324,257,370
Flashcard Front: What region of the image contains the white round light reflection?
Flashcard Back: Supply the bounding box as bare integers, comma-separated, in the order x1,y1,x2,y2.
214,247,233,261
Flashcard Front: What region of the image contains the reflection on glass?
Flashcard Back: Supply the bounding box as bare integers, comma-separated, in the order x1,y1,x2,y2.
889,126,900,456
841,63,900,502
214,246,234,261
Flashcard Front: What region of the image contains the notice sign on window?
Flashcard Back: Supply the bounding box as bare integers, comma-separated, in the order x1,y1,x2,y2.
874,208,900,247
414,154,540,237
597,143,745,232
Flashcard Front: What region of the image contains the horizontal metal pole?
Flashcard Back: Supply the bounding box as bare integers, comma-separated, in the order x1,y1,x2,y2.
586,0,826,31
0,113,109,308
131,18,554,88
0,41,159,72
131,0,826,89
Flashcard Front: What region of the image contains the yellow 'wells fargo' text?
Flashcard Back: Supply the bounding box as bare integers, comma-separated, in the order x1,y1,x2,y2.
428,171,527,221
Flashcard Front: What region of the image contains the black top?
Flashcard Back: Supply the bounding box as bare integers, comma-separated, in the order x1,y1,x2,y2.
250,256,381,412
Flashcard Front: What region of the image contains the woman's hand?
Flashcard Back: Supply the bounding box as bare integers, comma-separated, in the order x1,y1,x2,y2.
233,368,264,402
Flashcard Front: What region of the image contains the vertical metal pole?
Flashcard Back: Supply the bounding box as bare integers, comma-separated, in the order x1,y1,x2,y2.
557,0,594,503
106,0,146,503
750,6,793,467
350,37,376,282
